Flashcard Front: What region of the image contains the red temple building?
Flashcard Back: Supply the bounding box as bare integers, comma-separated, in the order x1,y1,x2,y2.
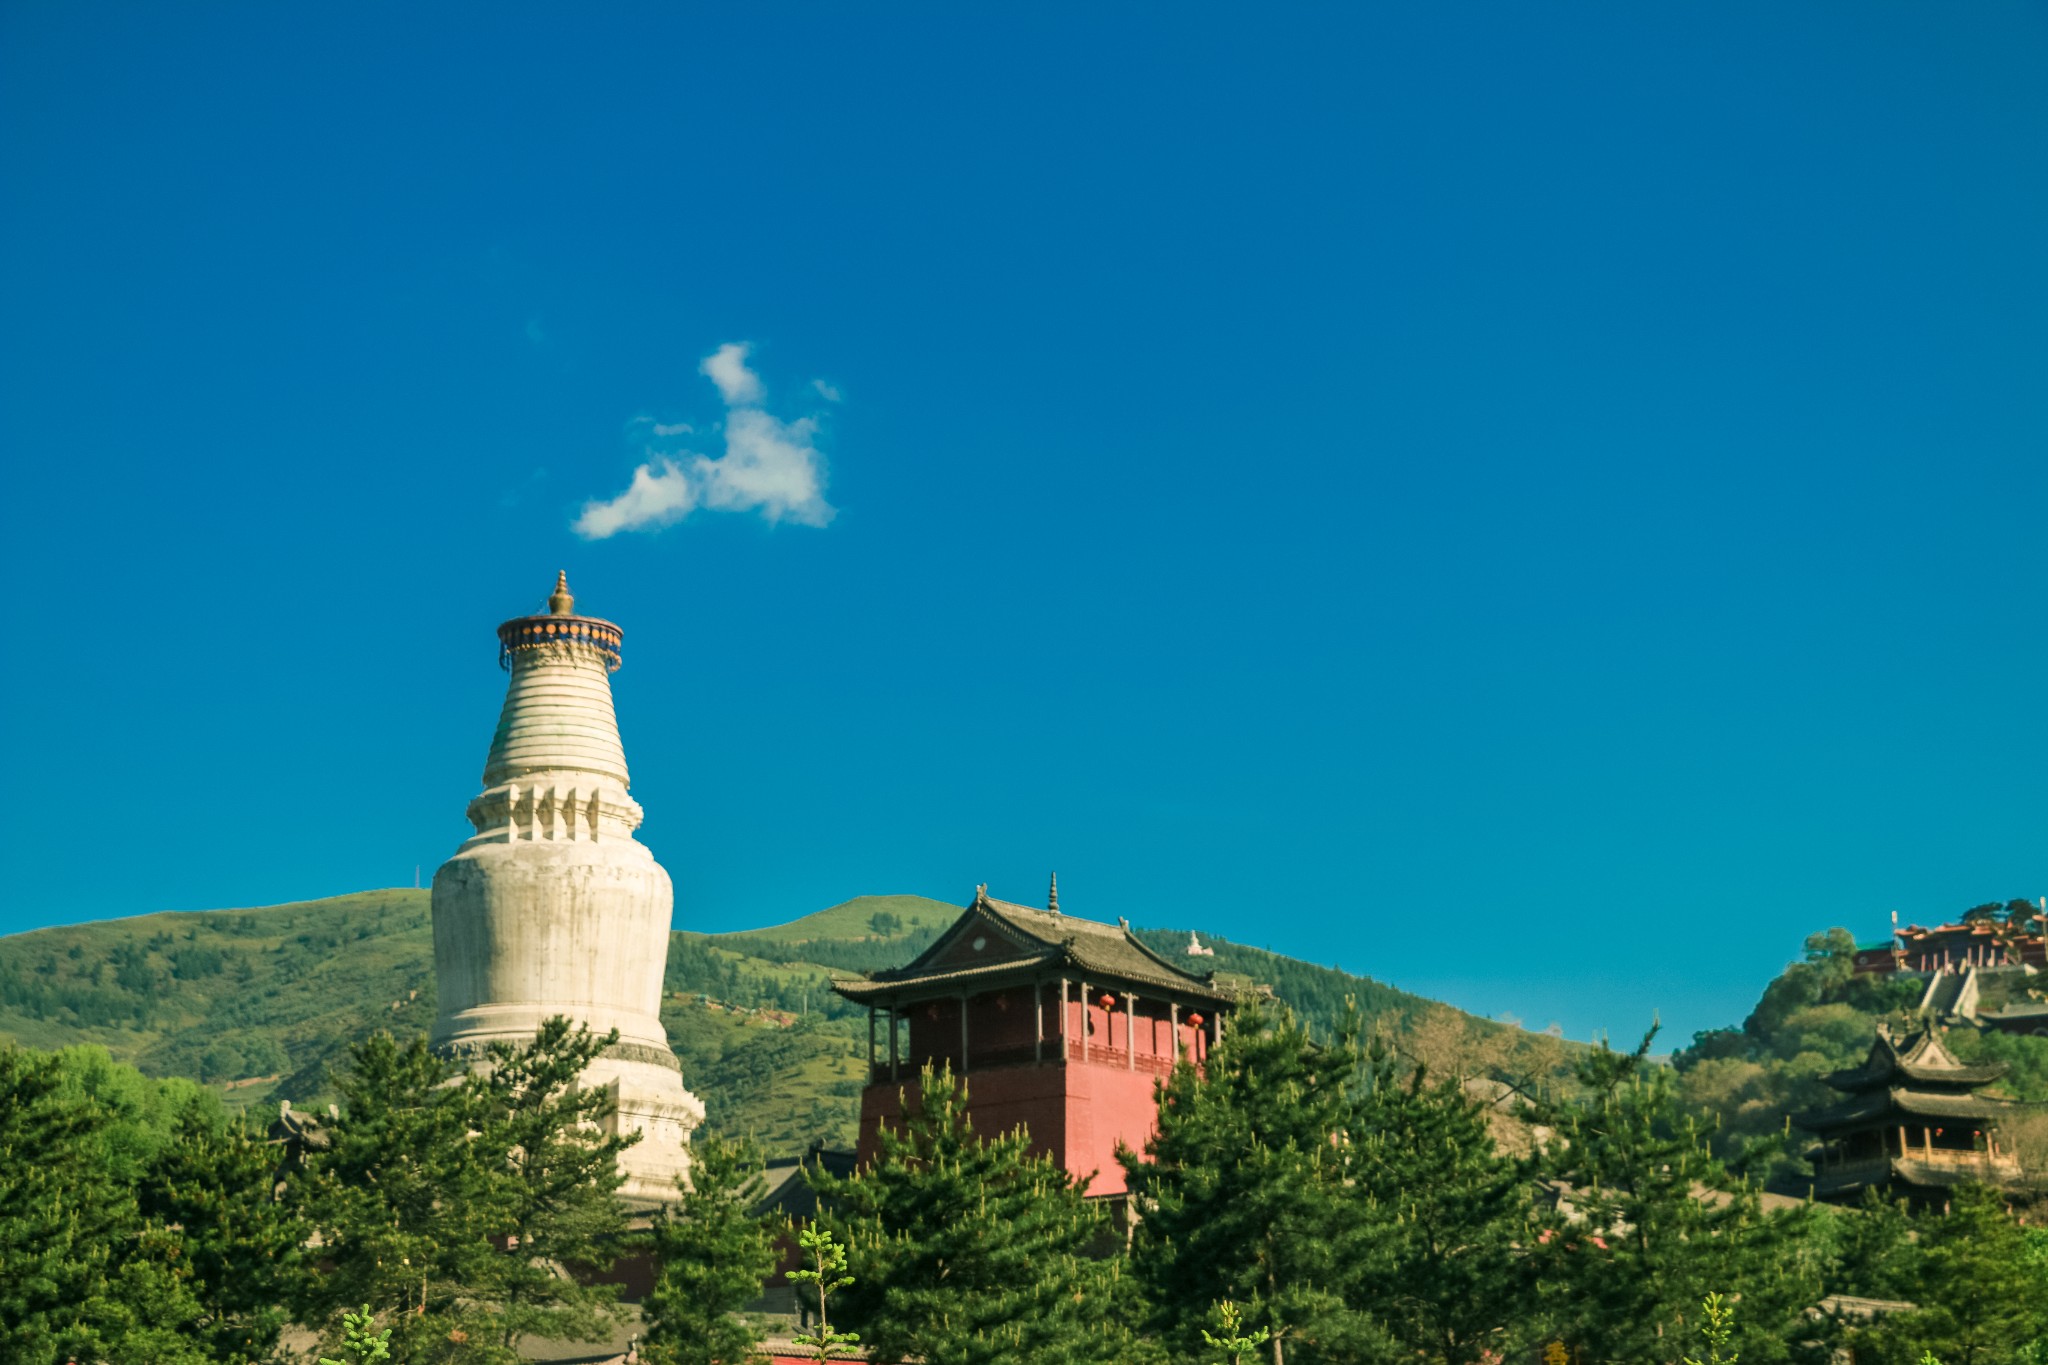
832,882,1237,1197
1853,903,2048,976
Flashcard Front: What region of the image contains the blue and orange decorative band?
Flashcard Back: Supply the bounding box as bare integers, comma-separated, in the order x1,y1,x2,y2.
496,615,624,672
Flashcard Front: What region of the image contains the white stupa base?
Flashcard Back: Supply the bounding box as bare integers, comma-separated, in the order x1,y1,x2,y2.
591,1055,706,1204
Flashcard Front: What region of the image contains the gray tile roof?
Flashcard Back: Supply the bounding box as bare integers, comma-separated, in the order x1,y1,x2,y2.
831,890,1236,1005
1799,1085,2017,1132
1821,1027,2009,1092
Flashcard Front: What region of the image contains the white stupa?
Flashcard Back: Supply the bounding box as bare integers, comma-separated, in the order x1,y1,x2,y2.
430,572,702,1201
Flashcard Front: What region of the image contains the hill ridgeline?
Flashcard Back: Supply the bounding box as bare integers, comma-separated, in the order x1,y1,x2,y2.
0,890,1576,1151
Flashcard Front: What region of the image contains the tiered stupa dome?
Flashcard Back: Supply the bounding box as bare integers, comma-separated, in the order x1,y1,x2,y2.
430,572,702,1202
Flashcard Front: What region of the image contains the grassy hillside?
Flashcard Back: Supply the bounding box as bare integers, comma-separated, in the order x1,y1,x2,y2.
1132,928,1581,1087
724,894,960,946
0,890,1579,1154
0,890,438,1100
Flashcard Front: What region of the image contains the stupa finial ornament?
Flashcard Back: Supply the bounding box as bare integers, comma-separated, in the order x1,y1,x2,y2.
548,570,575,616
1048,872,1060,915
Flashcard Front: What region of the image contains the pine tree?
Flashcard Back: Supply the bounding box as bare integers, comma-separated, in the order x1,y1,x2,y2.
296,1031,482,1359
139,1106,311,1363
1204,1300,1274,1365
1348,1044,1537,1365
0,1045,211,1365
461,1016,637,1353
319,1307,394,1365
812,1064,1127,1365
1820,1187,1917,1301
299,1019,635,1364
1121,999,1383,1365
1683,1293,1741,1365
1529,1026,1824,1365
788,1225,862,1363
1866,1184,2048,1365
639,1131,781,1365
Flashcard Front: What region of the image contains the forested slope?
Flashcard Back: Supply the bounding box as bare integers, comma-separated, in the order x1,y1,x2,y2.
0,890,1577,1152
1675,907,2048,1189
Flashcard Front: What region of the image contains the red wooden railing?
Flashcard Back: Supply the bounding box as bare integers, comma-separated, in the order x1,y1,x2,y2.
867,1038,1197,1085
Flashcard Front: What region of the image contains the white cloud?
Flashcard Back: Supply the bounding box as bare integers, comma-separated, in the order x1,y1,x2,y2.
812,379,842,403
573,459,695,538
574,341,835,538
699,342,764,407
695,409,833,527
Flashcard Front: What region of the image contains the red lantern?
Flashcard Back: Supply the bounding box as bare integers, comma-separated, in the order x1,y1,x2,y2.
1186,1012,1204,1028
1098,993,1117,1012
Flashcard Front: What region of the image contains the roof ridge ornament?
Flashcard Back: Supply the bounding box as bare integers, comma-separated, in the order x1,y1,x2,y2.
1048,872,1059,915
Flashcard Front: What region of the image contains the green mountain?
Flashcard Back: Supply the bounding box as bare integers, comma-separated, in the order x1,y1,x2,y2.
0,890,1577,1153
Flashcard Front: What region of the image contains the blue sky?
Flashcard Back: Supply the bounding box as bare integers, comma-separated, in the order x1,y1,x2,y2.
2,4,2042,1046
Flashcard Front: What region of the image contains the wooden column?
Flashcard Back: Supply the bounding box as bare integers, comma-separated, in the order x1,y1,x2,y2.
1034,981,1045,1064
959,994,971,1074
890,1006,899,1083
867,1007,876,1075
1170,1002,1180,1059
1125,992,1136,1070
1057,978,1069,1058
1079,980,1089,1063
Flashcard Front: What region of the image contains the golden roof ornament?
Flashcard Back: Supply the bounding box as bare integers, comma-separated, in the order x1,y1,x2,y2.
496,572,624,673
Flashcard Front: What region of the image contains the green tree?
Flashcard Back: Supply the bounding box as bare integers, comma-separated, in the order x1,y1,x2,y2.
298,1019,635,1364
319,1306,394,1365
1123,999,1382,1365
640,1132,781,1365
461,1017,636,1352
1865,1185,2048,1365
0,1045,211,1365
1530,1026,1823,1365
295,1031,479,1357
814,1064,1128,1365
1204,1299,1273,1365
788,1224,861,1362
1684,1293,1740,1365
139,1106,310,1363
1349,1044,1536,1365
1819,1188,1917,1302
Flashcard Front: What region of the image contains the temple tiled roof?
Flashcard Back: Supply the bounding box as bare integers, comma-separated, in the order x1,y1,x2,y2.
1799,1085,2016,1133
1820,1027,2009,1092
831,889,1236,1005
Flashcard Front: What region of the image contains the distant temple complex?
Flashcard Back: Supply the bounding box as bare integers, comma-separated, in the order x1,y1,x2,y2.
1854,904,2048,976
1800,1026,2029,1207
1852,901,2048,1039
833,882,1236,1196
